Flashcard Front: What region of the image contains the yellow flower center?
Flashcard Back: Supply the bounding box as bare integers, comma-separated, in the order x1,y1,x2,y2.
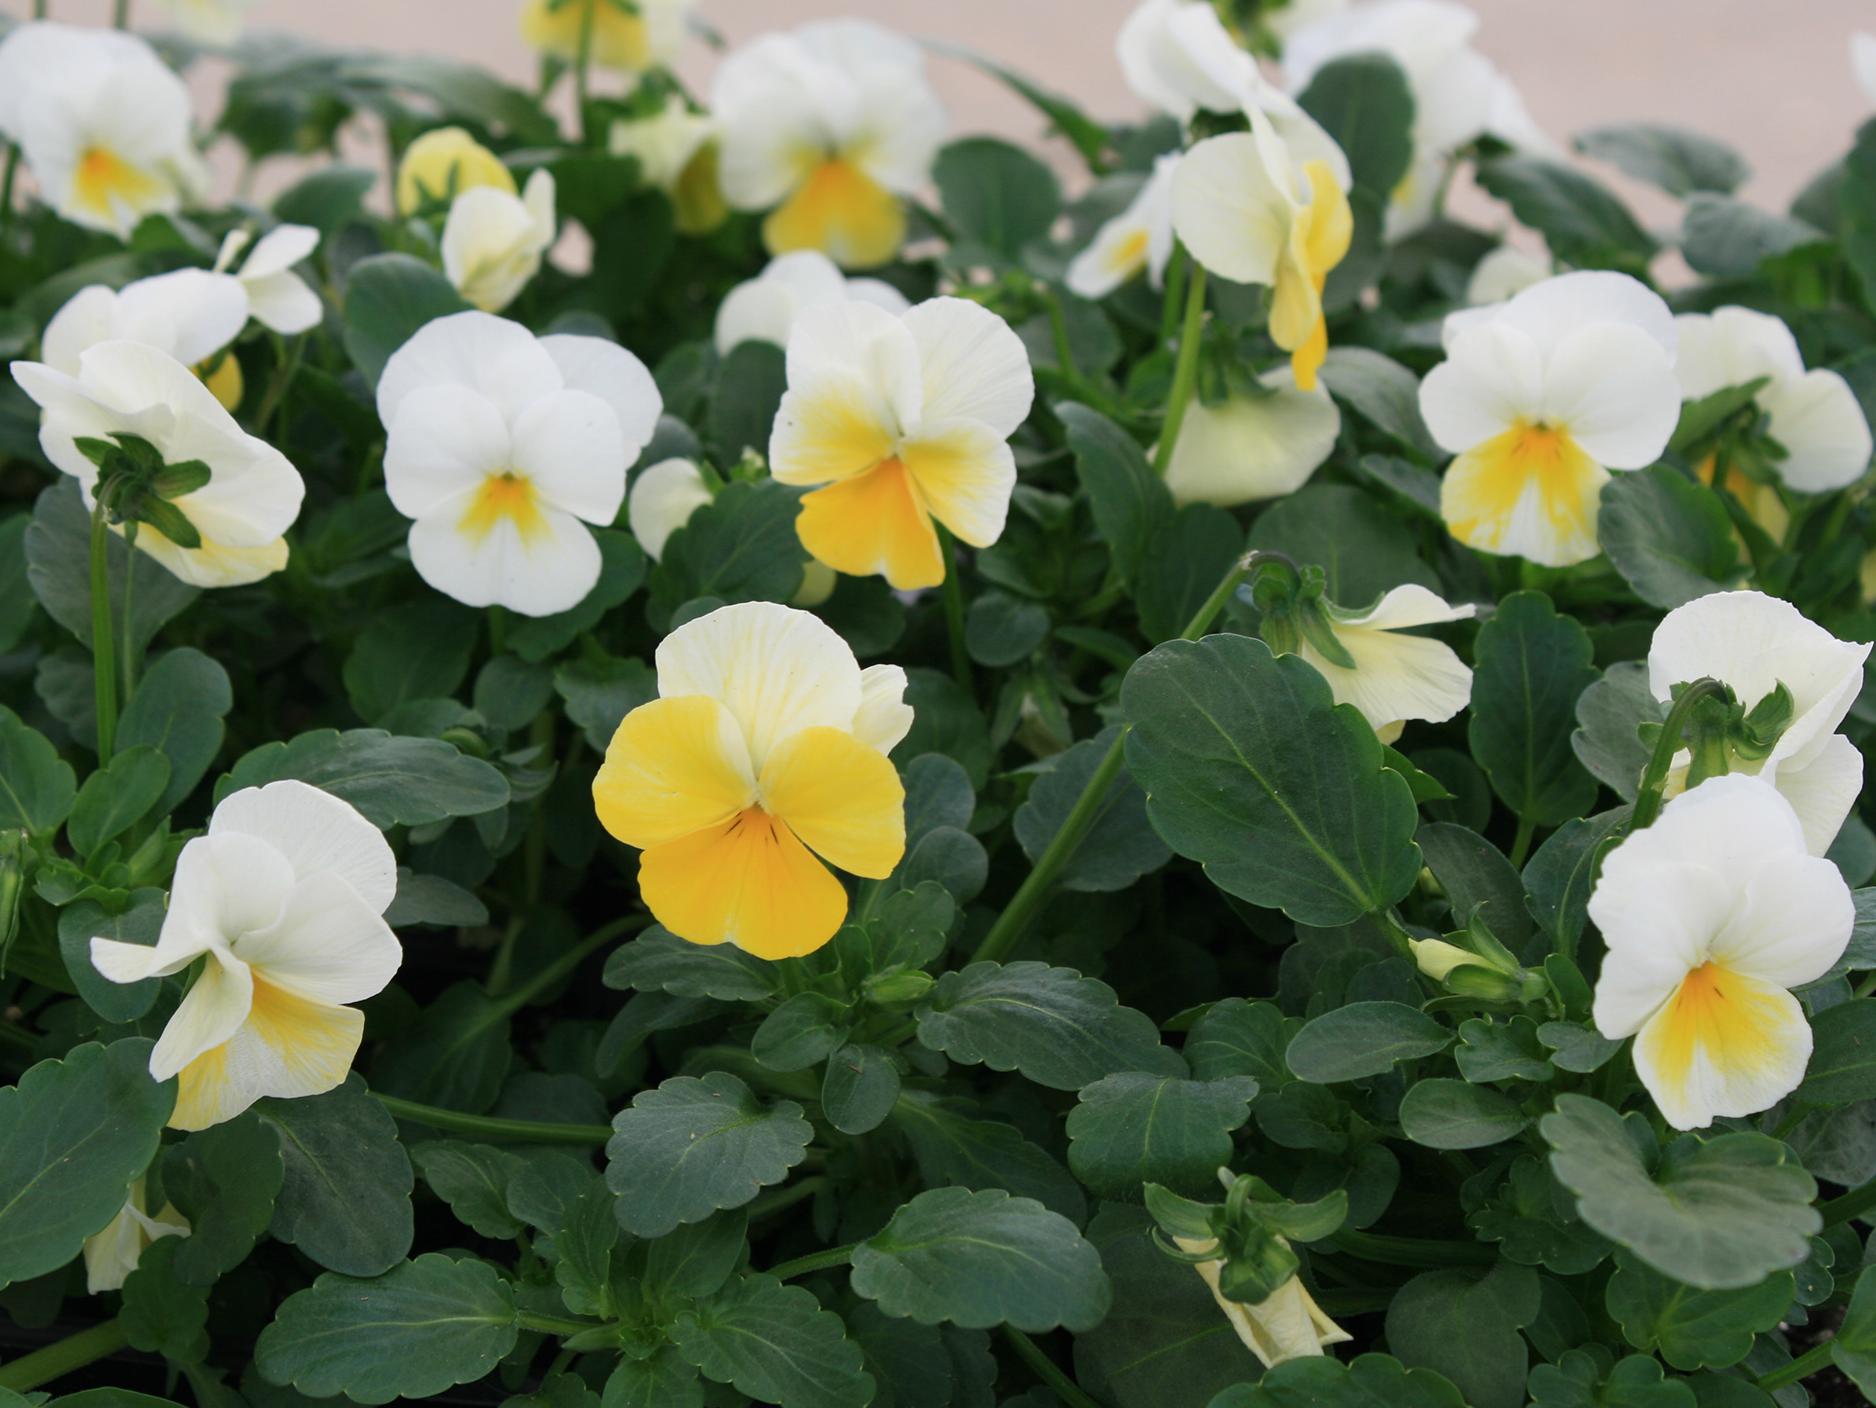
1642,961,1787,1095
1110,227,1151,275
763,157,905,269
73,146,163,223
1443,419,1604,558
460,472,548,544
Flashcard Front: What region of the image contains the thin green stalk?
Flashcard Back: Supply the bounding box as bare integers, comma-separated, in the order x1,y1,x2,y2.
1629,677,1729,831
372,1094,611,1146
769,1243,857,1283
112,0,128,26
1821,1174,1876,1228
119,530,137,703
936,522,973,696
491,913,647,1019
573,0,597,144
1150,265,1208,478
88,499,118,763
256,334,304,440
746,1176,828,1222
0,1317,130,1391
1329,1228,1497,1268
517,1310,607,1338
0,146,19,243
1508,814,1536,869
1003,1328,1105,1408
1042,286,1080,383
488,604,508,657
1754,1340,1834,1392
1157,244,1188,349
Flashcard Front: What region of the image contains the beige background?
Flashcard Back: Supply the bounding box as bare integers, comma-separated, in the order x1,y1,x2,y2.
21,0,1876,225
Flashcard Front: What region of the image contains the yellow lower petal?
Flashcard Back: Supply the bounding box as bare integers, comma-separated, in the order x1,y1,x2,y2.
459,472,549,545
1268,162,1351,393
796,458,945,590
1441,420,1608,567
1697,453,1789,542
170,980,362,1131
71,145,166,227
759,726,905,879
593,695,756,850
1636,963,1791,1099
763,159,905,269
638,808,849,958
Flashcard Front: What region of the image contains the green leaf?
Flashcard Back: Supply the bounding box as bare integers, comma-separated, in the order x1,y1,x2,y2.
1398,1078,1527,1150
1066,1073,1258,1198
219,729,508,827
1681,195,1822,278
0,707,76,836
1599,467,1741,609
1605,1251,1791,1370
1571,662,1659,803
411,1142,525,1239
120,1237,209,1363
1528,1349,1698,1408
649,480,807,626
1186,999,1300,1087
116,648,233,814
1315,349,1441,462
1414,823,1533,948
66,745,169,856
1524,807,1632,956
934,137,1062,259
554,653,656,754
707,340,788,464
375,980,512,1111
1014,727,1170,893
1475,156,1655,270
1208,1352,1468,1406
1286,1001,1452,1083
161,1114,286,1287
1576,124,1750,197
0,1040,174,1289
752,993,850,1073
915,960,1180,1092
1297,54,1415,199
1844,119,1876,312
1249,482,1440,605
25,480,197,660
601,1354,703,1408
605,1072,813,1237
671,1273,874,1408
925,40,1111,170
644,1208,747,1302
892,1090,1087,1223
341,253,471,386
1384,1260,1539,1408
1833,1262,1876,1395
965,591,1049,667
342,600,479,725
1797,998,1876,1104
1542,1094,1819,1289
851,1187,1111,1332
603,926,779,1001
256,1253,518,1405
273,163,376,232
1060,402,1172,586
58,890,166,1022
257,1079,415,1277
1134,502,1244,643
384,868,489,929
504,530,646,663
820,1044,902,1138
1123,633,1422,925
0,514,36,653
1468,592,1600,826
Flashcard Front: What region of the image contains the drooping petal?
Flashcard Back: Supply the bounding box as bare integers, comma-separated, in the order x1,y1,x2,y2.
1439,422,1608,567
1171,132,1292,287
537,334,663,458
170,981,364,1131
853,664,915,754
383,384,511,521
795,459,945,590
652,601,865,769
1539,322,1681,470
1760,368,1873,493
758,725,906,879
209,779,397,913
1765,733,1864,858
509,388,628,525
899,418,1017,549
1632,965,1811,1130
1163,370,1340,508
900,297,1036,439
1302,625,1471,736
592,694,758,850
637,810,850,959
151,954,255,1083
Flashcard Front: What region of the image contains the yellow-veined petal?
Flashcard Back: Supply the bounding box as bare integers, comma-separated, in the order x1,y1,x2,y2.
795,458,945,590
769,376,898,487
762,159,906,269
170,980,363,1131
1632,963,1810,1130
899,419,1016,549
593,695,757,851
1439,420,1608,567
637,809,849,959
759,725,906,879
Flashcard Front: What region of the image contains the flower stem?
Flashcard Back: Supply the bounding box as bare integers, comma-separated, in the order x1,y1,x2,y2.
936,522,973,696
0,1317,130,1391
769,1242,857,1283
1629,676,1729,832
119,531,137,703
0,146,19,243
1328,1228,1497,1268
1150,265,1208,478
1508,814,1536,868
746,1175,828,1222
491,913,648,1020
573,0,597,145
1042,285,1081,383
1821,1174,1876,1228
1003,1328,1105,1408
967,552,1257,966
88,498,118,763
112,0,129,27
516,1311,608,1338
1754,1341,1835,1392
1158,244,1188,349
372,1093,611,1146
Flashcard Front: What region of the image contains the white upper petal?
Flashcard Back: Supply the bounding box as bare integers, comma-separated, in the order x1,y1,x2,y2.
1490,271,1678,361
209,780,397,915
900,298,1035,439
1760,368,1873,493
627,457,713,562
41,287,120,376
1171,131,1293,287
1540,322,1681,469
115,270,251,367
853,664,915,754
242,271,323,337
232,871,402,1005
376,309,564,428
1763,733,1864,858
384,384,512,520
538,334,662,458
1465,245,1551,307
786,298,924,436
1305,627,1472,735
1709,844,1855,988
1337,583,1477,630
1673,307,1804,401
1418,321,1544,452
510,387,629,525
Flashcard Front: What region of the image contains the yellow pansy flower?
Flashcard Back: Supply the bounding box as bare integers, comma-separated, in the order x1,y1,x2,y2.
397,127,516,217
593,603,913,959
520,0,692,76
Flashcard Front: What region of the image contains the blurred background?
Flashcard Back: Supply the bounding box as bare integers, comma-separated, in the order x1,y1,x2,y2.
21,0,1876,230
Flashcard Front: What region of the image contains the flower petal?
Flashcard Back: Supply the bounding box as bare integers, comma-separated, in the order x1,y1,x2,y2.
1765,733,1864,858
796,458,945,590
769,376,900,487
899,418,1016,549
627,457,712,562
1418,321,1544,454
384,384,511,520
638,810,849,959
592,694,758,850
1171,132,1291,287
170,981,363,1131
1708,848,1855,989
1439,422,1608,567
375,309,563,429
537,333,662,458
1760,368,1873,494
1163,371,1339,508
1633,966,1810,1130
758,725,906,879
853,664,914,754
151,954,255,1083
900,297,1035,440
510,387,628,525
210,779,396,913
1540,322,1681,470
408,499,601,616
232,872,401,1007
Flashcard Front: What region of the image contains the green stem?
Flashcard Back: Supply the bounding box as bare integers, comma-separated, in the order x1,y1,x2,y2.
967,551,1257,966
88,498,118,763
1821,1174,1876,1228
1629,677,1729,831
1158,244,1188,349
0,146,19,244
1003,1328,1105,1408
119,531,137,704
1755,1340,1835,1392
491,913,647,1020
573,0,597,145
936,523,973,696
488,604,508,657
746,1176,828,1222
256,334,304,441
1329,1228,1497,1268
1042,286,1081,383
0,1318,130,1391
517,1311,607,1338
1150,265,1208,478
111,0,128,26
1508,814,1536,869
769,1243,857,1283
372,1093,611,1146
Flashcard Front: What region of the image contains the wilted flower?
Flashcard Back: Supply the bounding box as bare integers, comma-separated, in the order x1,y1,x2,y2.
712,20,945,268
1648,589,1869,855
1067,155,1180,301
0,22,209,238
91,781,402,1131
442,169,557,313
376,310,660,616
12,340,304,587
1590,774,1852,1130
520,0,693,77
1420,271,1680,567
1179,1235,1353,1367
769,297,1035,590
592,602,912,958
1160,368,1340,507
397,126,515,216
715,250,910,355
83,1178,189,1293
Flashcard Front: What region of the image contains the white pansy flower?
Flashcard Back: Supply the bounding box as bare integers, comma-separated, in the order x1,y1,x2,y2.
610,94,715,193
1067,155,1181,301
1855,33,1876,106
41,270,248,379
1295,585,1475,741
0,22,209,238
1161,368,1340,507
769,297,1035,590
627,457,714,564
376,310,661,616
154,0,257,45
214,225,322,336
1590,774,1853,1130
714,251,910,355
712,20,945,268
1118,0,1262,120
1419,271,1680,567
83,1178,189,1293
1648,589,1870,856
1675,306,1872,495
1466,244,1551,307
91,782,402,1131
11,340,304,587
442,169,556,314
